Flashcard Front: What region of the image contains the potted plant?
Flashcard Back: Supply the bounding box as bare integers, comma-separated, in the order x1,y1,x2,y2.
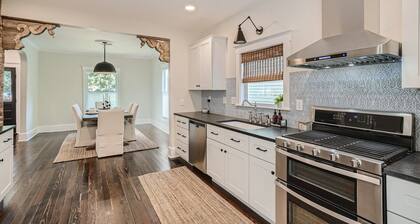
274,94,283,108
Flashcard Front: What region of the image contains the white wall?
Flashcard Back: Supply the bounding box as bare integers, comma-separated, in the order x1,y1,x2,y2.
151,60,169,133
18,42,40,140
1,3,202,150
200,0,323,78
37,51,156,128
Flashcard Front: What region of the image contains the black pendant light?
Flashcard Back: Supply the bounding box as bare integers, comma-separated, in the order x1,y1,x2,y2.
234,16,263,45
94,41,116,73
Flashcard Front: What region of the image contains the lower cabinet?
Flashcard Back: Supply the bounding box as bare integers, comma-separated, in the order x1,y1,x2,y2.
207,138,249,202
249,156,276,222
0,129,14,202
225,145,249,202
207,139,226,184
207,133,276,223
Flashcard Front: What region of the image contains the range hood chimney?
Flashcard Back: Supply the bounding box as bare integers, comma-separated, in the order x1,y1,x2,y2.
287,0,401,70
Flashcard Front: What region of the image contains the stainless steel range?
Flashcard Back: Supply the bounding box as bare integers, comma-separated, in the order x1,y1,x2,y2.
275,107,414,224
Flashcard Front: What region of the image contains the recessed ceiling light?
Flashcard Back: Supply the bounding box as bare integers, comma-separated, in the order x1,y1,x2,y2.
185,4,196,12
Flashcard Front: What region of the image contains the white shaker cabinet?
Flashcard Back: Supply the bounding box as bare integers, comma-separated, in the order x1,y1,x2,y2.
207,138,226,184
0,129,14,203
402,0,420,88
225,145,249,202
249,156,276,222
188,36,227,90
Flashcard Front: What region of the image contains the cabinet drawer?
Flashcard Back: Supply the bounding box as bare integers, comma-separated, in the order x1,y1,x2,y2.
175,126,189,145
0,130,13,153
0,147,13,199
388,212,417,224
387,175,420,223
207,125,224,142
176,140,189,162
249,137,275,164
175,116,189,129
223,129,249,153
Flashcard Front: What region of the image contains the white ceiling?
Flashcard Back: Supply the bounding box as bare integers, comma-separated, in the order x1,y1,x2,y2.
25,26,160,58
2,0,260,33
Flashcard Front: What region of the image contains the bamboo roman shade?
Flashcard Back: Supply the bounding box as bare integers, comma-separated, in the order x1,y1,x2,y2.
241,44,283,83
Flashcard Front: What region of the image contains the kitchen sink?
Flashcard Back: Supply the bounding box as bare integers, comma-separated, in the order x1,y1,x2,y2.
219,120,266,130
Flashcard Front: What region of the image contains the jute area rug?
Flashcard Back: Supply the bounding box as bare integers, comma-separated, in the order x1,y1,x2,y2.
139,167,253,224
53,129,159,163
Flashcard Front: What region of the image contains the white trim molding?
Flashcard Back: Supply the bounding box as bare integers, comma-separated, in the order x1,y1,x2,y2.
235,31,292,110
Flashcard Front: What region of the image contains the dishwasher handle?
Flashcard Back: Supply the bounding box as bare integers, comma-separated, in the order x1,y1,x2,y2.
189,120,206,128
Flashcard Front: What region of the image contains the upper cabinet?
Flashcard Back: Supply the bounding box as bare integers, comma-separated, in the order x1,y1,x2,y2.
189,36,227,90
402,0,420,88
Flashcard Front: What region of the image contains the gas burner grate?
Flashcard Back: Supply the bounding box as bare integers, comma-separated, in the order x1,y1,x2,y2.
284,130,409,161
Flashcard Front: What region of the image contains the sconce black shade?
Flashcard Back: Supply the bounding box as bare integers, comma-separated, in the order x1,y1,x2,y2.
233,16,263,45
234,26,247,45
94,41,116,73
94,61,116,73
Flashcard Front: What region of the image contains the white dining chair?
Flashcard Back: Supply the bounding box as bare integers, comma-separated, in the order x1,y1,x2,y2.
95,101,103,109
127,103,134,113
124,103,139,142
96,108,124,158
72,104,96,147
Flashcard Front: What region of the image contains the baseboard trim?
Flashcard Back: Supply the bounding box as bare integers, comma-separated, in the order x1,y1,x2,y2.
135,119,152,125
151,120,169,134
167,146,179,159
37,123,76,133
18,128,39,142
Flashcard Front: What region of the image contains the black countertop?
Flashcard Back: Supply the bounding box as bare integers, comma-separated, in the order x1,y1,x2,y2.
385,152,420,184
0,125,15,135
174,112,300,142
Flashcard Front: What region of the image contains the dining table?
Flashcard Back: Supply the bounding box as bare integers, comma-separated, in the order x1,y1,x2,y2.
82,112,134,122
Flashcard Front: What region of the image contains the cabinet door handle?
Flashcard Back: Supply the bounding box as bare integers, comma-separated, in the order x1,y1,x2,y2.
182,150,187,153
271,171,275,175
177,133,181,136
224,150,227,153
181,135,186,138
3,138,11,143
0,158,3,162
210,131,219,136
220,149,223,152
181,122,187,124
195,84,200,87
256,147,268,152
230,138,240,143
177,146,181,150
177,120,181,123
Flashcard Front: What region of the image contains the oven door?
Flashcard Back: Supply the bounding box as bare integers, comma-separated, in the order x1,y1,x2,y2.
276,148,382,224
276,179,363,224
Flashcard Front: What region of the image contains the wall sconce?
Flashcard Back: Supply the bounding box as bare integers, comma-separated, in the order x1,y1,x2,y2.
234,16,263,44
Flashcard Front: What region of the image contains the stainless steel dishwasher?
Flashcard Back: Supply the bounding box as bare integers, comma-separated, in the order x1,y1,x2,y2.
189,120,207,173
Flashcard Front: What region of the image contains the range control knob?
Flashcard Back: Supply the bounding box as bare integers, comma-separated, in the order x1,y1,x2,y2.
283,141,289,147
329,153,340,161
296,144,304,152
312,148,321,157
351,159,362,168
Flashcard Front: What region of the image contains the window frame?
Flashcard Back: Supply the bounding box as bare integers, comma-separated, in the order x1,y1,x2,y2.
235,31,292,110
82,66,120,111
161,66,169,119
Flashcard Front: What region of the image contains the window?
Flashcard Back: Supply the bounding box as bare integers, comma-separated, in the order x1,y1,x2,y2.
162,67,169,118
83,67,119,110
241,44,284,106
3,69,13,102
245,80,283,106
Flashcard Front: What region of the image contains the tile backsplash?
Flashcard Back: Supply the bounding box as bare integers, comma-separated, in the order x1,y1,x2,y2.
200,63,420,150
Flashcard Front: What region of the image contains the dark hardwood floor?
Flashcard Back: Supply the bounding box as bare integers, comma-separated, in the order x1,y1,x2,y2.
0,124,268,224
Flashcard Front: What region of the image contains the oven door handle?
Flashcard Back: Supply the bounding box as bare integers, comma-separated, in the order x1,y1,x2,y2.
276,180,362,224
276,148,381,186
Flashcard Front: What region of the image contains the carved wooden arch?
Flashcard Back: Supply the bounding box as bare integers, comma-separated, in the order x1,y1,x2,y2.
2,16,59,50
137,35,170,63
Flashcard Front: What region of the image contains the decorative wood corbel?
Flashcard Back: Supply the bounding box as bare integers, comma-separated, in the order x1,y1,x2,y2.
2,17,59,50
138,35,170,63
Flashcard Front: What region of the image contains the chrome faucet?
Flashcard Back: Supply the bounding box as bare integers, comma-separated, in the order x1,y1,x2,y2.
242,100,259,123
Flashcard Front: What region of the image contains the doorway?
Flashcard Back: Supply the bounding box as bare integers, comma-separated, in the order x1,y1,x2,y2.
3,67,16,126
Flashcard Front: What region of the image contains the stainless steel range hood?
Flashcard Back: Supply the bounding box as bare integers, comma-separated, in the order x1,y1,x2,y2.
288,0,402,70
